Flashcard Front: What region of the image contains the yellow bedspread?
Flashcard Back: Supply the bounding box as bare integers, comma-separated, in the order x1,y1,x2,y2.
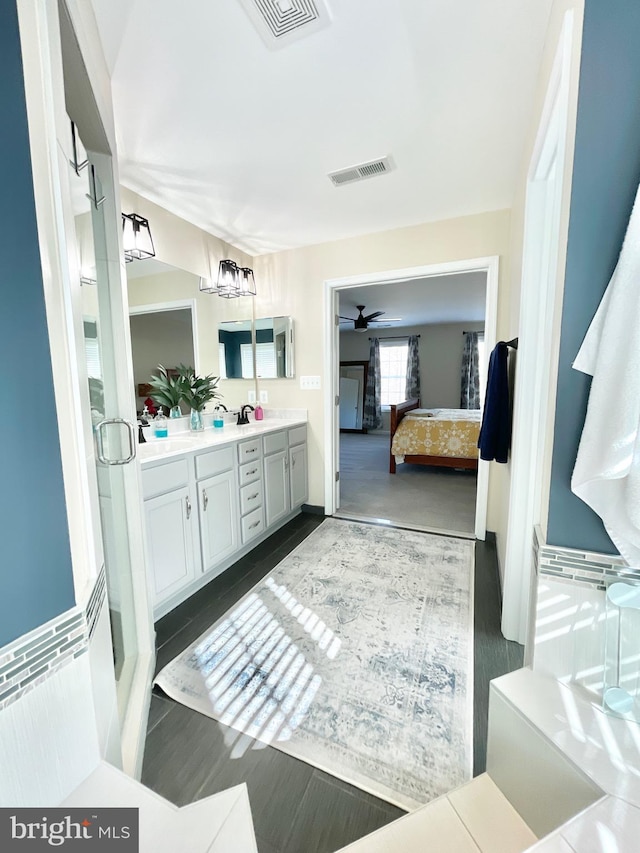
391,408,481,461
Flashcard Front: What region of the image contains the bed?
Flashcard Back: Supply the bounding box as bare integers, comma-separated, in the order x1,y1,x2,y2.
389,398,481,473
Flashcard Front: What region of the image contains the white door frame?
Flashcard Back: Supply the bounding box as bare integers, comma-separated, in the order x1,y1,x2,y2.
129,298,200,374
323,256,500,540
502,11,575,647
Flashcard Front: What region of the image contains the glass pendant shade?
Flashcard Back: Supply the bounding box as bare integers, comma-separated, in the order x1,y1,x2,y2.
238,267,257,296
199,276,217,294
122,213,155,262
216,259,240,298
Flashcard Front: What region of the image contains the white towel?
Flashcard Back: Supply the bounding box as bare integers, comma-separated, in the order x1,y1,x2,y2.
572,183,640,565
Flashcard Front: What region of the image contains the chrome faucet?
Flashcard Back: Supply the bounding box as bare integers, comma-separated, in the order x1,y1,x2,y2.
237,404,254,425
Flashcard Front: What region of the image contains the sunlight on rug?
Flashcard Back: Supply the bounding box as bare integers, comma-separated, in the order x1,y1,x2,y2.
155,518,474,810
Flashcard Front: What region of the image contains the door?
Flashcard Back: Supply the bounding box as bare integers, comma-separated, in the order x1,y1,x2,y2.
264,450,290,527
339,377,360,429
199,469,239,573
145,487,196,607
66,129,154,752
289,443,308,509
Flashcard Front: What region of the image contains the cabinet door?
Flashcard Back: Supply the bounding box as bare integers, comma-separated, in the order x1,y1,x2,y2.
289,443,308,510
264,450,290,528
144,486,196,607
199,469,239,574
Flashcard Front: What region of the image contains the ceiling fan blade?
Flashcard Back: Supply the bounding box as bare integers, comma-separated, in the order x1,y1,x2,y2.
369,316,401,322
339,315,355,321
364,311,385,321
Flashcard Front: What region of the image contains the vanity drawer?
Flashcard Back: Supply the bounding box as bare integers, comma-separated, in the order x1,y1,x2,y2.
142,459,189,499
195,446,234,480
240,479,263,516
263,430,287,456
288,425,307,447
238,439,261,464
239,460,261,487
241,507,264,545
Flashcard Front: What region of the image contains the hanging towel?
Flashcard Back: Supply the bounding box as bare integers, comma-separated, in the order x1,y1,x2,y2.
478,341,510,463
572,183,640,565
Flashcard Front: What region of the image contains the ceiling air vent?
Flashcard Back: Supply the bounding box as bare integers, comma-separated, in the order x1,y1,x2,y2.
238,0,332,49
328,157,393,188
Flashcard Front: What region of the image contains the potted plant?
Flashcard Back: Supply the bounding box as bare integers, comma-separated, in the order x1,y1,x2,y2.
148,365,184,418
177,365,223,431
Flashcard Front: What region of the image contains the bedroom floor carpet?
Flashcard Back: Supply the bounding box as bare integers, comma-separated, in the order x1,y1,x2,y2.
154,519,474,811
338,432,477,536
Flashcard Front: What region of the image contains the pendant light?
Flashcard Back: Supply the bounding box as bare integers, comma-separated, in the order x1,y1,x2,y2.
122,213,156,262
216,259,241,298
238,267,257,296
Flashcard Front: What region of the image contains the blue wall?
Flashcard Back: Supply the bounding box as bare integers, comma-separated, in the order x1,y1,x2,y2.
0,1,75,646
547,0,640,552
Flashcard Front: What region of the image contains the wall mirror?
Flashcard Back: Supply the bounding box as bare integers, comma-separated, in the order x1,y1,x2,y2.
255,316,295,378
218,320,253,379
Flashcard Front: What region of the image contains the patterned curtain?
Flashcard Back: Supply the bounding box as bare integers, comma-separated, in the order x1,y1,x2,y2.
460,331,481,409
363,338,382,429
405,335,421,400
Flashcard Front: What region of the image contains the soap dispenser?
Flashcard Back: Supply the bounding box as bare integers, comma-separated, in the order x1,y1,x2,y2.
154,409,168,438
254,403,264,421
213,406,224,429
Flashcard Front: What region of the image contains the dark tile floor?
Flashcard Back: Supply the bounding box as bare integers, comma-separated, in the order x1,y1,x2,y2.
142,512,523,853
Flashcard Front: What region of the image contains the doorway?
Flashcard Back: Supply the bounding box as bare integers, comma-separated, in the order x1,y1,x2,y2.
324,258,500,540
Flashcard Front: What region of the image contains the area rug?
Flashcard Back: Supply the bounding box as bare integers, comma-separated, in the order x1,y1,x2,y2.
155,518,474,810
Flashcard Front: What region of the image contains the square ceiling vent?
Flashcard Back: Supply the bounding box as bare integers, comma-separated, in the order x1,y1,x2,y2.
238,0,332,49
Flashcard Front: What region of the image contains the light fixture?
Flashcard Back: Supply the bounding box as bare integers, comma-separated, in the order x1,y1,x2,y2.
215,259,241,298
238,267,257,296
199,259,257,298
122,213,155,262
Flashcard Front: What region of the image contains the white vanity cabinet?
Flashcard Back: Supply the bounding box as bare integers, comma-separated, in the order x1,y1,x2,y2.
196,446,239,576
288,426,308,510
141,459,198,609
238,439,266,546
140,420,308,619
263,430,290,528
263,426,308,527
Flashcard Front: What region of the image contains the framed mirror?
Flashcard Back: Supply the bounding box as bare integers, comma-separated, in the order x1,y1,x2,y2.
255,316,295,378
218,320,254,379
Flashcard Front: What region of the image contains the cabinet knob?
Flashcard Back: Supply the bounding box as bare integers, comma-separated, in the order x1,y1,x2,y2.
202,489,209,511
185,496,192,519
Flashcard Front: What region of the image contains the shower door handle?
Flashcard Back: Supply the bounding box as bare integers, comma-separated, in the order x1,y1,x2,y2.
95,418,137,465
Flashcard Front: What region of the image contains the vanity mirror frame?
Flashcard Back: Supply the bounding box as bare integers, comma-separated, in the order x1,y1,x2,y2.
217,315,295,382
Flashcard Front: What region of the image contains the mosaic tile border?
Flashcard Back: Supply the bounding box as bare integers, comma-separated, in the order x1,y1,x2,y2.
0,567,107,711
534,526,639,590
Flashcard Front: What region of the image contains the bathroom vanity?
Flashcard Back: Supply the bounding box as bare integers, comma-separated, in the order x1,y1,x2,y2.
138,416,308,619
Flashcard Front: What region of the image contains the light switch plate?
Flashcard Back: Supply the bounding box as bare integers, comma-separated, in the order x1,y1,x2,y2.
300,375,321,390
247,389,256,404
260,389,268,403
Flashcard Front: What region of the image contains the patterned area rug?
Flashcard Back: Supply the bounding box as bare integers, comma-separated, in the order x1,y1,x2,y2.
155,518,474,810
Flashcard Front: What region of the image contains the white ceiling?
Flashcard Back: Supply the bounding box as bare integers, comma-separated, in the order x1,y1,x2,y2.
339,271,486,330
91,0,553,256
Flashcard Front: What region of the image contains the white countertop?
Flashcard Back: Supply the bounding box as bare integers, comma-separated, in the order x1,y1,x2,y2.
137,416,307,466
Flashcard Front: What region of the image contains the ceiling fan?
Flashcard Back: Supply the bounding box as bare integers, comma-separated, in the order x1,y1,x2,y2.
339,305,400,333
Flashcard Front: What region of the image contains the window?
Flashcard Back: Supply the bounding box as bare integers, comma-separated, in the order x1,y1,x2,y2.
240,342,278,379
83,319,102,379
379,339,409,406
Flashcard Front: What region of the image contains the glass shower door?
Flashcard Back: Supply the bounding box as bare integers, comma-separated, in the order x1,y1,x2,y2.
72,138,146,722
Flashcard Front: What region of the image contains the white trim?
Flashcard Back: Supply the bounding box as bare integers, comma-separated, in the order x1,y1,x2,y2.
323,256,500,540
502,11,575,647
129,298,200,376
